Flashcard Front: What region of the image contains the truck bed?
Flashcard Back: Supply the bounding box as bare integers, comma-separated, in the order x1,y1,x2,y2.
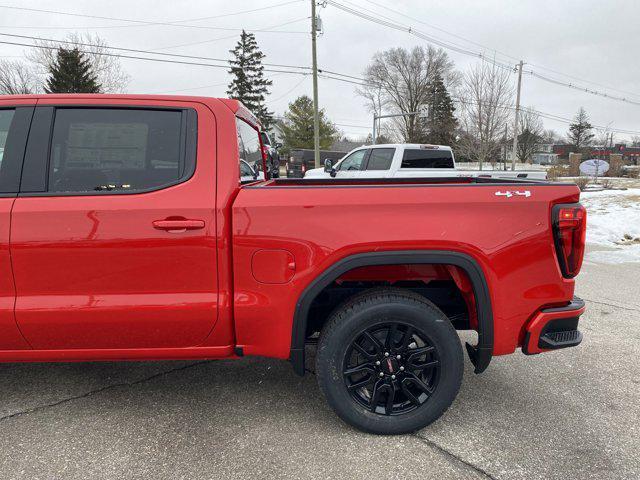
232,177,580,362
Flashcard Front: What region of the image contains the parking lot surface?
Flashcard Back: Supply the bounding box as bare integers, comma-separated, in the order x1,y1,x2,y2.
0,259,638,480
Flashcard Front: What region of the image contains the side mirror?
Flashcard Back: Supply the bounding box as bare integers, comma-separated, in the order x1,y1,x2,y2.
324,158,337,177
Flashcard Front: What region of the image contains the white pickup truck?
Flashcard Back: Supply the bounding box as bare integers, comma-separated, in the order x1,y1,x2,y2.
303,144,547,180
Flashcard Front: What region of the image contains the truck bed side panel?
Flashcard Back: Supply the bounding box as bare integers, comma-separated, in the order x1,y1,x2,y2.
231,183,579,358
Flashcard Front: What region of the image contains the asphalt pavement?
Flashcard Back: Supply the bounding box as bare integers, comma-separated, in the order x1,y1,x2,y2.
0,257,638,480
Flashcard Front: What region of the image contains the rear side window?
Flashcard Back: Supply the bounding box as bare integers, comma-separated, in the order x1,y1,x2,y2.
48,108,190,193
236,118,262,180
400,149,454,169
366,148,395,170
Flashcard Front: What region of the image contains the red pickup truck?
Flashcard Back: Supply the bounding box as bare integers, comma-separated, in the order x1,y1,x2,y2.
0,94,586,434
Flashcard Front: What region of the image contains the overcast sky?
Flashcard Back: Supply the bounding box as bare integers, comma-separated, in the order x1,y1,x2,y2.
1,0,639,141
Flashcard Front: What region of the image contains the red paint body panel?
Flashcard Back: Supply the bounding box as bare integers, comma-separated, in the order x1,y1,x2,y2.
0,198,30,350
0,94,584,365
231,183,579,358
0,97,36,350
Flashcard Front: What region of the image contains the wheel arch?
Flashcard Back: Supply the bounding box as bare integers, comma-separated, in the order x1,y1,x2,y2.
290,250,494,376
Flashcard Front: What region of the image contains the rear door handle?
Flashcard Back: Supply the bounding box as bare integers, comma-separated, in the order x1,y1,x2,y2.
153,219,205,232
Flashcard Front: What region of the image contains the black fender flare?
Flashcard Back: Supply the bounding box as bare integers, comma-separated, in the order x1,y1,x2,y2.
289,250,494,375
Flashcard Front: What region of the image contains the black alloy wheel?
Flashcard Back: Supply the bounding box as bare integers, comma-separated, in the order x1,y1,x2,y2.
316,288,463,435
343,323,440,416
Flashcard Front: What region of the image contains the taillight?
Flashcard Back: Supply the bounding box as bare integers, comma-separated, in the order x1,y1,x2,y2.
552,204,587,278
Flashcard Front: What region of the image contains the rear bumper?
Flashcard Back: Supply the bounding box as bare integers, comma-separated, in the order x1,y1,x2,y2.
522,297,586,355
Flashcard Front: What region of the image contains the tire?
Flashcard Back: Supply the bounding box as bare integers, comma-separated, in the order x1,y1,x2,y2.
316,288,463,435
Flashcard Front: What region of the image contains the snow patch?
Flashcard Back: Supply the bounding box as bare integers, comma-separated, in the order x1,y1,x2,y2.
580,188,640,264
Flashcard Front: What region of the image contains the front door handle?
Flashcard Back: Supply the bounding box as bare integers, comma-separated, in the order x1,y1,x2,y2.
153,218,205,232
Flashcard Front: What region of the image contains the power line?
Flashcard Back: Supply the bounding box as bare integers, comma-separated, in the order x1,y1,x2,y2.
0,31,368,84
270,74,310,102
0,38,306,76
527,62,640,101
323,0,515,70
153,17,309,51
3,5,637,132
449,97,640,136
0,32,312,72
0,1,306,32
359,0,520,64
0,36,365,88
147,72,291,95
526,70,640,107
326,0,640,108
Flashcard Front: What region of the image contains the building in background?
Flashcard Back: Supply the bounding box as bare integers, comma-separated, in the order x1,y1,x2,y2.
532,152,559,164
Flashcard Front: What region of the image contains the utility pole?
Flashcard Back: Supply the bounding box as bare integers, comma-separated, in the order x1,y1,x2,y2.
503,123,508,171
372,114,377,145
511,60,524,171
311,0,321,167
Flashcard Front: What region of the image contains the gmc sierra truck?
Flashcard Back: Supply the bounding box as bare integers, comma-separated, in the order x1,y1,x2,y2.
0,94,586,435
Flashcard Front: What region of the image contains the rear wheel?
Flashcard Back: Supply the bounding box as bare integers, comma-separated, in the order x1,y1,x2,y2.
316,288,463,435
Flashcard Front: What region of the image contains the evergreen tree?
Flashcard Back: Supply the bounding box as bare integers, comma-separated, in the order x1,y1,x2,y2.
421,73,458,145
279,95,337,154
567,107,594,149
227,30,273,129
44,47,101,94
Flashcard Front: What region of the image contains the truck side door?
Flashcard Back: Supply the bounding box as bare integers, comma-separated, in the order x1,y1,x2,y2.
333,148,369,178
359,147,396,179
0,101,34,350
10,100,220,350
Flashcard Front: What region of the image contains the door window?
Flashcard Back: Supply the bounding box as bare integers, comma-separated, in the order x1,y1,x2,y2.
338,149,367,171
48,108,191,193
366,148,395,170
400,149,454,169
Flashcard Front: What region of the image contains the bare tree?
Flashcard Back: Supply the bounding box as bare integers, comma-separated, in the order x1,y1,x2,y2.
357,84,386,142
0,60,40,95
457,62,514,169
631,136,640,147
595,124,614,148
542,129,560,144
516,108,544,162
358,46,457,142
27,33,130,93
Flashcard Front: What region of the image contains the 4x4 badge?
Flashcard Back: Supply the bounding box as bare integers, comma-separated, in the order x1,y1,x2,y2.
495,190,531,198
